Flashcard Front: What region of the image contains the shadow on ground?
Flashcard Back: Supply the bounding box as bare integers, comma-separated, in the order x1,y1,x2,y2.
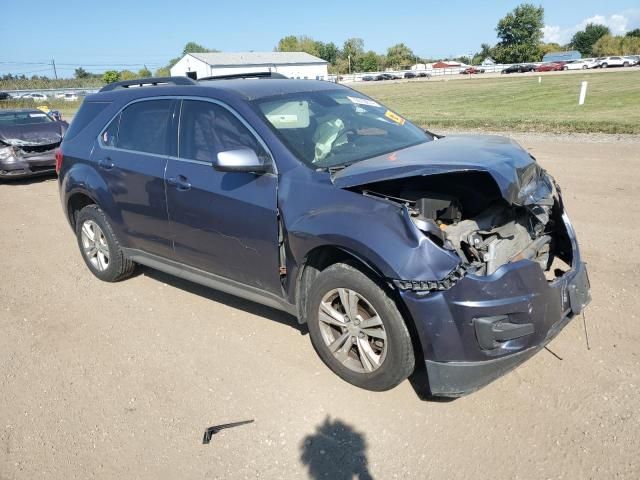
141,266,306,334
300,417,373,479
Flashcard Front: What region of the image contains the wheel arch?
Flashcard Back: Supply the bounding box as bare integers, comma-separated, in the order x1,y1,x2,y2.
294,244,426,369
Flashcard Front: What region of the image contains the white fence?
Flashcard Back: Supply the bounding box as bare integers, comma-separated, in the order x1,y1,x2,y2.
329,62,547,83
3,87,101,98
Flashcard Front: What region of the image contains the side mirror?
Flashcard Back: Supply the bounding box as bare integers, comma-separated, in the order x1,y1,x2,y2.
213,148,267,173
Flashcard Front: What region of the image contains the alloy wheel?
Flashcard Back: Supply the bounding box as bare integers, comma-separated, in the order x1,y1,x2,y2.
80,220,110,271
318,288,388,373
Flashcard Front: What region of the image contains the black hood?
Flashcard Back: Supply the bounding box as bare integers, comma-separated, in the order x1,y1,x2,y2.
0,121,66,147
331,135,553,206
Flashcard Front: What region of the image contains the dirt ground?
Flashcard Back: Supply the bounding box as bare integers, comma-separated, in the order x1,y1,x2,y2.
1,134,639,480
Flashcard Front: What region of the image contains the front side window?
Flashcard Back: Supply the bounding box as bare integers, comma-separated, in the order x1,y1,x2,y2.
178,100,269,163
253,89,432,169
116,99,174,155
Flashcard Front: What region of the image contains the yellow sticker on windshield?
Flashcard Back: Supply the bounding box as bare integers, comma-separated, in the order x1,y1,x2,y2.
385,110,405,125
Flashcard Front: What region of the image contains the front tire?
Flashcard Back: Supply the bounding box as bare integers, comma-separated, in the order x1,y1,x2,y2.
306,263,415,391
75,205,135,282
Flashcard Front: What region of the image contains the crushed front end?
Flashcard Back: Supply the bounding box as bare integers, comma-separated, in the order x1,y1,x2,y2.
340,145,590,396
392,170,590,396
0,141,60,179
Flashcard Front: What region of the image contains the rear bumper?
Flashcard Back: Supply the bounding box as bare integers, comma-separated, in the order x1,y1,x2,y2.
400,213,591,397
0,151,56,179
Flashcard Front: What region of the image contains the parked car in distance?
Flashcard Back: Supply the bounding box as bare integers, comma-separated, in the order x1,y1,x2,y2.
375,73,401,81
20,92,48,101
404,71,416,79
460,67,485,74
597,56,631,68
623,55,639,66
0,92,12,101
57,76,591,396
535,62,563,72
501,64,536,74
361,75,375,81
416,72,431,78
564,58,598,70
63,93,79,101
0,108,68,179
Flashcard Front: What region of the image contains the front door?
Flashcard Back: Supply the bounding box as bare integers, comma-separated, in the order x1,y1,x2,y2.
165,99,281,295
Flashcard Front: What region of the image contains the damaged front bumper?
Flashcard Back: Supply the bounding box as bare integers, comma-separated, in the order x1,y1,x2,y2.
0,147,57,179
399,212,591,397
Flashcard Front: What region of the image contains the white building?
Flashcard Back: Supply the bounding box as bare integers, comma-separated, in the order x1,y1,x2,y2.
170,52,329,80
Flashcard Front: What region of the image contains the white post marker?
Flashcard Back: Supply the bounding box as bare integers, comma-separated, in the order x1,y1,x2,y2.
579,81,588,105
538,76,541,83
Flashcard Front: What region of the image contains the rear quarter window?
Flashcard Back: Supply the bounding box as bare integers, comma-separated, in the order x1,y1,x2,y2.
64,101,111,141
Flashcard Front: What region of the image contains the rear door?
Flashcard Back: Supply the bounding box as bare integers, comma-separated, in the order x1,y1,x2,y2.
165,98,281,294
93,98,177,258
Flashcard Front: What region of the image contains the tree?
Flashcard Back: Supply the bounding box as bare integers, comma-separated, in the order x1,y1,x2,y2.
182,42,210,55
571,23,610,56
593,35,640,56
317,42,339,65
138,65,152,77
276,35,300,52
74,67,90,79
119,70,137,80
540,42,562,58
359,51,380,72
103,70,120,84
386,43,415,69
471,43,494,65
493,3,544,63
626,28,640,38
342,38,364,61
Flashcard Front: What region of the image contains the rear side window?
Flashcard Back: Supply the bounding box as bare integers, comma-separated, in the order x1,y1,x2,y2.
116,99,174,155
64,101,110,141
178,100,269,163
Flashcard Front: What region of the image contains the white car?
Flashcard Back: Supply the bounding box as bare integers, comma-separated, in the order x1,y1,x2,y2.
20,92,48,101
63,93,78,101
623,56,639,66
597,56,632,68
564,58,598,70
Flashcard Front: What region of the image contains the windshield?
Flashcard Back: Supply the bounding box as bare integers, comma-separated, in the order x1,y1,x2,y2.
253,89,431,169
0,111,54,126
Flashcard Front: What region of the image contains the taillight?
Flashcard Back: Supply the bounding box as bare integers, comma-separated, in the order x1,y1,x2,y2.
55,148,63,174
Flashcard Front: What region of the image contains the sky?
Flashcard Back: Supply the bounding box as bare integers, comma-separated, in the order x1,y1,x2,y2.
2,0,639,77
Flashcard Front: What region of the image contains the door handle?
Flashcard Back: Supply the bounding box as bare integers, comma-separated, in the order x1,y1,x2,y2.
98,158,115,170
167,175,191,191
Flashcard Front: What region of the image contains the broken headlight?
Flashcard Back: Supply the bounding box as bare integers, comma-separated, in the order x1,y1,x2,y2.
0,146,16,162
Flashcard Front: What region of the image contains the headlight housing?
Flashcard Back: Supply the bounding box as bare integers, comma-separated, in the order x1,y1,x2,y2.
0,145,16,162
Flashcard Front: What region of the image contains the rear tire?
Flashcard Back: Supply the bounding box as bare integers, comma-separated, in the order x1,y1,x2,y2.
75,205,135,282
306,263,415,391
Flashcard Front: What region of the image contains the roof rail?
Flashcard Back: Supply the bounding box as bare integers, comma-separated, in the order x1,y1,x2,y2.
198,72,288,81
99,76,197,92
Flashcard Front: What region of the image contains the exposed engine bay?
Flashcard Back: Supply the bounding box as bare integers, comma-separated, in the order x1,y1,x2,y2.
354,170,572,278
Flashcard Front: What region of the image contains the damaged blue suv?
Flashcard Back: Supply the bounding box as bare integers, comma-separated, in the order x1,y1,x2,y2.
57,76,591,396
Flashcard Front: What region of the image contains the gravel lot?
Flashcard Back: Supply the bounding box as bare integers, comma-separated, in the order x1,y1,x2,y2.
1,134,639,479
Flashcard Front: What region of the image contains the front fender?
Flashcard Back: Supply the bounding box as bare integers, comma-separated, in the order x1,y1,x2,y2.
281,172,460,285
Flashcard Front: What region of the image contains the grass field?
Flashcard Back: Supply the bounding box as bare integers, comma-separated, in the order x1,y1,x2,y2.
355,70,640,134
1,98,81,118
2,70,639,133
